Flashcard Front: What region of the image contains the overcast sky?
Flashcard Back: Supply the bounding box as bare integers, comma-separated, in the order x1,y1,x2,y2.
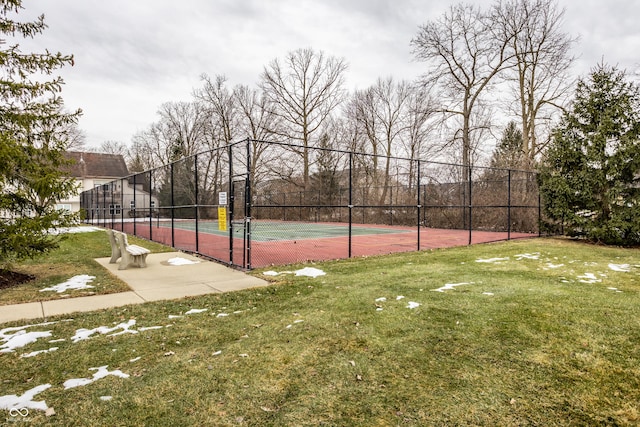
11,0,640,148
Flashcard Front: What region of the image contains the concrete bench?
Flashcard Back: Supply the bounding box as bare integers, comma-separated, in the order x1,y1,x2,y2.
106,229,150,270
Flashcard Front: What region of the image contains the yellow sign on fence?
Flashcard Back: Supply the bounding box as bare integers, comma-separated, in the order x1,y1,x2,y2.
218,207,227,231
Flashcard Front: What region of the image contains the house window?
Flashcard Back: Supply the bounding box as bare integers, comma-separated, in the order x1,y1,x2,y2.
150,201,156,208
55,204,72,212
130,200,135,209
109,204,121,216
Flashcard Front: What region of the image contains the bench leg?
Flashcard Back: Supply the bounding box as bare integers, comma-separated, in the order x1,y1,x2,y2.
118,249,133,270
118,256,130,270
107,230,121,264
137,254,148,268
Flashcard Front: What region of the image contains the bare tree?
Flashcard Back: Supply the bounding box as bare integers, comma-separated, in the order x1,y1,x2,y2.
403,84,438,189
194,74,237,147
493,0,576,167
95,140,127,155
159,101,208,160
261,48,347,190
62,122,86,151
127,101,208,171
355,77,412,204
234,84,281,185
411,3,515,169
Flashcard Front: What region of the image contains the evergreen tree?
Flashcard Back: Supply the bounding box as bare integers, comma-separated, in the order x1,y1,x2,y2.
0,0,81,266
490,121,526,169
540,64,640,245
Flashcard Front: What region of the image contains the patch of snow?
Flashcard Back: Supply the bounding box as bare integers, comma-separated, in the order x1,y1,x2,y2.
129,357,142,362
20,347,58,358
607,287,623,293
577,273,601,284
166,257,199,266
63,366,129,390
40,275,95,293
1,330,52,353
216,313,229,318
100,396,113,401
0,384,52,411
295,267,326,278
49,227,101,235
545,263,565,269
376,307,383,311
71,319,137,343
375,297,386,302
432,282,474,293
396,296,405,300
608,263,631,272
262,271,280,276
212,350,222,356
515,253,540,260
476,257,509,263
184,308,207,315
482,292,494,296
168,315,183,319
406,301,421,309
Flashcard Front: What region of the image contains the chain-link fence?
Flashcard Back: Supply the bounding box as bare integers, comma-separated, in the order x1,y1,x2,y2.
81,139,540,269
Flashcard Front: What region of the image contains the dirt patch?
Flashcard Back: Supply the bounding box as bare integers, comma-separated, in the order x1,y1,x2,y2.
0,269,35,290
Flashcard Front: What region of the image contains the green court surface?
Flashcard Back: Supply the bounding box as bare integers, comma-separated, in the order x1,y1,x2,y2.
164,220,412,242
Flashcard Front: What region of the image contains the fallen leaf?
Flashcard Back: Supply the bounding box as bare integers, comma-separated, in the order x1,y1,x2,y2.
510,398,516,405
349,360,356,367
261,406,274,412
356,374,363,381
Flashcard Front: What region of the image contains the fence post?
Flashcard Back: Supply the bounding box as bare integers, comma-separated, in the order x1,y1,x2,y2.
133,174,137,236
245,138,252,269
538,181,542,237
120,178,124,231
102,184,106,228
170,163,175,248
348,151,353,259
468,165,472,245
194,154,199,253
149,171,153,240
417,160,421,251
507,169,512,240
228,143,234,266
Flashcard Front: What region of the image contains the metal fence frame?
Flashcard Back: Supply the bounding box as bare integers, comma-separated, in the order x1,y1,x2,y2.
81,139,541,269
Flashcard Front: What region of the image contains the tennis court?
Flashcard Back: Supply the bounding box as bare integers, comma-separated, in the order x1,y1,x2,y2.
167,220,412,241
82,139,541,269
115,219,536,269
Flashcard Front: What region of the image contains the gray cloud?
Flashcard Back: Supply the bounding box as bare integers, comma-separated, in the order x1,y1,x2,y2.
8,0,639,145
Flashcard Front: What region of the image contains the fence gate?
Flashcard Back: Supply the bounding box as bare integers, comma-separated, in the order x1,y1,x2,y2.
229,176,251,269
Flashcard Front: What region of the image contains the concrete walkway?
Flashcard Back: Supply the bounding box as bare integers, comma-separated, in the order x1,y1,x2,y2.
0,252,269,324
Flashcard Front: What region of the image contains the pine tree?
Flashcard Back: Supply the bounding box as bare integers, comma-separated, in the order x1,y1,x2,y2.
490,121,526,169
0,0,81,266
540,64,640,245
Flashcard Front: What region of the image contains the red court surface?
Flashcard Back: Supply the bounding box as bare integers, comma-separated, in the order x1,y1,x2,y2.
114,221,537,269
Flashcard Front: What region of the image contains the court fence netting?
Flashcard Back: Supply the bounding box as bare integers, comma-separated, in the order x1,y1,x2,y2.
80,139,541,269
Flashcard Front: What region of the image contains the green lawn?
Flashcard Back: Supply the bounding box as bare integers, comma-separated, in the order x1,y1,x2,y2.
1,236,640,425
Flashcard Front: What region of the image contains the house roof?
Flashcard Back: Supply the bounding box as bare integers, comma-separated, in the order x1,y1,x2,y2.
65,151,129,179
